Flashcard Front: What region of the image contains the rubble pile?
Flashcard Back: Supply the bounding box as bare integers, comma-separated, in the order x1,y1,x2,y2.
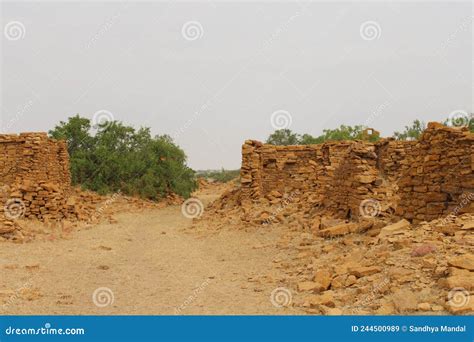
271,214,474,315
0,132,183,241
199,122,473,315
0,185,182,242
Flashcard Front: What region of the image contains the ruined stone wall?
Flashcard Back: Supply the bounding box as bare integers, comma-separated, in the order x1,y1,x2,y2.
376,140,417,181
395,123,474,222
0,133,71,226
240,123,473,223
241,141,352,204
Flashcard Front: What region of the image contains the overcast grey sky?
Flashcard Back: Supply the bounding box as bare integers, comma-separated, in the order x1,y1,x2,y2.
1,1,472,169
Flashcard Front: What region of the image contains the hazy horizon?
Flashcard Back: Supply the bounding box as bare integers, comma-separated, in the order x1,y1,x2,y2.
1,1,472,169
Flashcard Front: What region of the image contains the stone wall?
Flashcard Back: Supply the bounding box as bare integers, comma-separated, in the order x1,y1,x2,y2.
395,122,474,222
0,132,71,228
240,123,473,223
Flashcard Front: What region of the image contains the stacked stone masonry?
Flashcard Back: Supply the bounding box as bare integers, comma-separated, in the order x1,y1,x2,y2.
0,133,71,230
241,123,474,223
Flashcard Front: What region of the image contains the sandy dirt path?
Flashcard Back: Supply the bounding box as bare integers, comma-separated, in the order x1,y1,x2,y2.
0,190,302,315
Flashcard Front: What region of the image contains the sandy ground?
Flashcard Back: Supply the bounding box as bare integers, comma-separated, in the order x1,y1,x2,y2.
0,189,302,315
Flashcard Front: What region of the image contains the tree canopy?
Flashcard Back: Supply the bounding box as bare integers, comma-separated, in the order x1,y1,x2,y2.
266,116,473,145
266,125,378,145
49,115,197,199
393,119,426,141
265,129,301,145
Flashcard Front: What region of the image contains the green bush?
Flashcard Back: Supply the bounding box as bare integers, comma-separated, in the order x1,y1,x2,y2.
266,117,473,146
49,115,197,199
265,129,301,145
197,169,240,183
393,120,426,141
266,125,379,146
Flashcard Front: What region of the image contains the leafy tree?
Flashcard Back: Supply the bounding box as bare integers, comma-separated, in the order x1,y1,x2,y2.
266,129,301,145
266,125,379,145
299,133,324,145
49,114,94,156
393,120,426,141
49,116,197,199
317,124,369,142
266,117,472,147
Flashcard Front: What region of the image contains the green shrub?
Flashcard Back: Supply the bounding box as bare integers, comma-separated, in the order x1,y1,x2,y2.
266,117,473,146
49,115,197,199
266,125,379,145
197,169,240,183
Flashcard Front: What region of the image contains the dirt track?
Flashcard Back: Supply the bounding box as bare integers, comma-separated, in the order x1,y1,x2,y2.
0,189,301,315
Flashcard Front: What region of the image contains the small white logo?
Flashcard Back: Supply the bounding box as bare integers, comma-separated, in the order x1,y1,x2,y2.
181,198,204,219
448,110,470,127
92,110,114,129
270,110,292,130
360,21,381,41
4,21,26,41
447,287,470,308
4,198,26,220
182,21,204,41
270,287,292,308
92,287,115,307
359,199,381,218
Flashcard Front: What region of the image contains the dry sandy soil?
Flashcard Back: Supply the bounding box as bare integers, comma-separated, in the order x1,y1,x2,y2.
0,187,303,315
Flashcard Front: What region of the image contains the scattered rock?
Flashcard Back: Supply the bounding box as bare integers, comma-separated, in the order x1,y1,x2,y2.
379,219,410,237
313,269,332,290
331,275,347,289
448,254,474,271
297,281,325,293
431,305,444,312
348,266,382,278
391,289,418,313
345,275,357,286
306,291,335,308
417,302,431,311
461,220,474,230
318,223,356,238
376,302,396,315
411,244,437,257
443,272,474,291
